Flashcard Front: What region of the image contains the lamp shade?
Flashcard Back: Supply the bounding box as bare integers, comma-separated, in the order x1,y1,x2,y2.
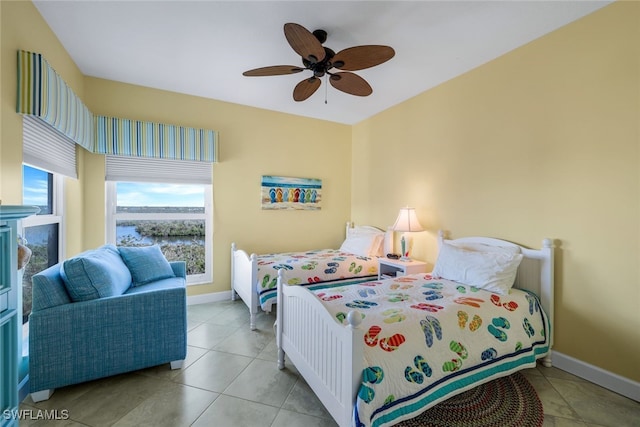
392,207,424,232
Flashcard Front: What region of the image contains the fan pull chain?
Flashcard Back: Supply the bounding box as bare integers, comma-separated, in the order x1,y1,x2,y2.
325,75,328,104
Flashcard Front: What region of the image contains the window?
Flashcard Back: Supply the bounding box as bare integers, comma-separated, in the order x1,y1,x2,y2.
20,115,75,383
106,181,212,285
21,165,63,329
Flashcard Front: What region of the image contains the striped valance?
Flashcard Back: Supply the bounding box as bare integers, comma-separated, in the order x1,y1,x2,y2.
17,50,94,151
95,116,218,162
16,50,218,163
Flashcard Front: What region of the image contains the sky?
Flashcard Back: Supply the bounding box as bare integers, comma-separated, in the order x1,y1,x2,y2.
23,165,48,206
23,165,205,208
116,182,204,207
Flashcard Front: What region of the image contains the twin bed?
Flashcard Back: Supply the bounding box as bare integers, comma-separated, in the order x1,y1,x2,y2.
275,231,555,427
231,223,391,329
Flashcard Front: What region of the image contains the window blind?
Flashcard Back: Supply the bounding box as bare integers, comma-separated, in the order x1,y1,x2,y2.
105,155,212,185
23,115,77,178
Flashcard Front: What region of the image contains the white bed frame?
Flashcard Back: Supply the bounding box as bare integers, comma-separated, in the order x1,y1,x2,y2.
276,231,555,427
231,222,390,330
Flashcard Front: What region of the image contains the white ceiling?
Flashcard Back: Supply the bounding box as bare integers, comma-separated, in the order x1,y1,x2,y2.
33,1,611,125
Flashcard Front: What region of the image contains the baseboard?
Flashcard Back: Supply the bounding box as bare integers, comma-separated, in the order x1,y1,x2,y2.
551,351,639,402
187,290,232,306
18,374,29,402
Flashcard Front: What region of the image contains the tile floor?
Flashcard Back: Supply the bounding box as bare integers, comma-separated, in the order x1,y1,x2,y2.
18,299,640,427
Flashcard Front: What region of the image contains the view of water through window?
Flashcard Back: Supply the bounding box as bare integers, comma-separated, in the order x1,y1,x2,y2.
114,183,207,276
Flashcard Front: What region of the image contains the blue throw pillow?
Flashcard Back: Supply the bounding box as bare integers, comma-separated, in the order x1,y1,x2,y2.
60,244,132,301
118,245,175,286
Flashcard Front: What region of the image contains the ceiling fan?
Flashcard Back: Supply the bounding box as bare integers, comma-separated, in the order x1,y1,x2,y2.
243,23,395,102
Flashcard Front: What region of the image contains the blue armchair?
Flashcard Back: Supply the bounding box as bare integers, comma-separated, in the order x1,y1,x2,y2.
28,245,187,402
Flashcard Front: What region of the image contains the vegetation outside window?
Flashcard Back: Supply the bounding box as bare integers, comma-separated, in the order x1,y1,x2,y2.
21,165,63,344
106,181,212,285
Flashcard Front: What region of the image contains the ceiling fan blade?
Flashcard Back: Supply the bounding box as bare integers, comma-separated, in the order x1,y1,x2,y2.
332,45,395,71
284,23,326,63
293,77,321,102
243,66,305,77
329,72,372,97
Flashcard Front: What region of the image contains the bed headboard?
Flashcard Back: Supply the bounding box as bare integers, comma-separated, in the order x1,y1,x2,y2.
438,230,555,348
345,222,394,256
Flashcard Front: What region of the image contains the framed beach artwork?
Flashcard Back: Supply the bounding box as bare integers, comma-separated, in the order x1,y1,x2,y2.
261,175,322,210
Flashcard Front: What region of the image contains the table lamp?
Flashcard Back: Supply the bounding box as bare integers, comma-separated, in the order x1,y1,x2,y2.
392,206,424,261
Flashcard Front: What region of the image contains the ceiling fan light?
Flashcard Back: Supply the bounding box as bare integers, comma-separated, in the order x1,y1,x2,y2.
312,29,327,44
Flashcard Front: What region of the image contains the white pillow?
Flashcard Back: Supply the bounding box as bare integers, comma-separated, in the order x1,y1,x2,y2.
343,226,385,256
340,234,382,257
369,234,384,257
432,242,523,295
449,241,521,256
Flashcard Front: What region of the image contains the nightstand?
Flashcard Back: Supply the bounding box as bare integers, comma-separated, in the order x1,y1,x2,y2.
378,258,427,280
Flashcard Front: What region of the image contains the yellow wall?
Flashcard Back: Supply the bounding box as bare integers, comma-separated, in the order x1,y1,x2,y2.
352,2,639,381
82,78,352,296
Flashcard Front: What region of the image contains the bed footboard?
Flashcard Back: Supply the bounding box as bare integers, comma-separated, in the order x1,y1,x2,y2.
231,243,259,330
276,270,363,427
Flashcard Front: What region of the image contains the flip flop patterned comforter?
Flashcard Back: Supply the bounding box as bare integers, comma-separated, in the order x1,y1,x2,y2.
256,249,379,311
311,273,550,427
